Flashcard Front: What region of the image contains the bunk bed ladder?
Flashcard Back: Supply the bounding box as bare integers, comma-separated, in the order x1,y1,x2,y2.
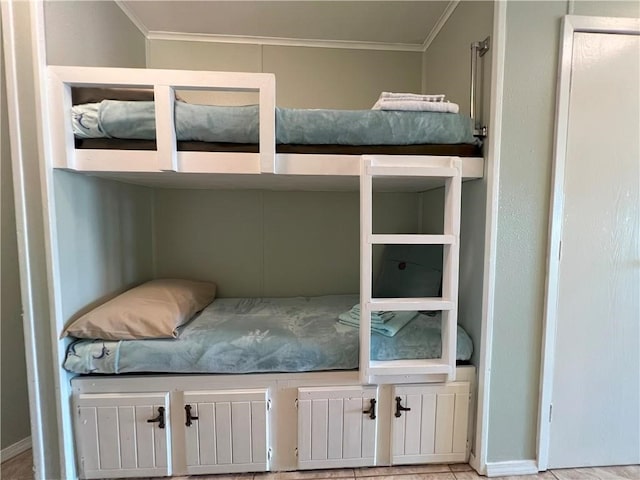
360,156,462,383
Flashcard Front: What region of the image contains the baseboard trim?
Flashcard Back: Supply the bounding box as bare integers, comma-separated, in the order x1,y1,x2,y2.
469,452,485,475
485,460,538,477
0,436,31,463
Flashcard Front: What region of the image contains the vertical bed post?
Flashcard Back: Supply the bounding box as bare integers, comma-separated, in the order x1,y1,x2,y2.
442,157,462,381
360,156,373,383
48,68,76,170
154,85,178,172
259,74,276,174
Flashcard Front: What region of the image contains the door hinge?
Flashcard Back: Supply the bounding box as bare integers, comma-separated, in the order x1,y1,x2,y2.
267,399,272,411
294,398,298,409
558,241,562,261
268,447,273,460
549,404,553,423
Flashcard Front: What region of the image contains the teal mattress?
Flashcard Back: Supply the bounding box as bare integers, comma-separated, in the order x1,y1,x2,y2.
72,101,481,146
63,295,473,375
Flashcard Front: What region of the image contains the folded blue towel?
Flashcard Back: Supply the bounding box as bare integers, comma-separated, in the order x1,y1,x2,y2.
349,304,395,324
338,309,418,337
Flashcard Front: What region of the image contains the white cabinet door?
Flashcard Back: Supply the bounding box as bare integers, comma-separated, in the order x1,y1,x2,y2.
392,383,469,464
74,392,171,479
297,386,378,469
183,389,269,474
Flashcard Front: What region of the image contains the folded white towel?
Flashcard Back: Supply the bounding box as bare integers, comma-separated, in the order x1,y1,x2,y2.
379,92,446,102
373,99,459,114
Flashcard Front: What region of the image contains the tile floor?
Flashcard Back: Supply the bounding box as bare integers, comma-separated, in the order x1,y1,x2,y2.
1,450,638,480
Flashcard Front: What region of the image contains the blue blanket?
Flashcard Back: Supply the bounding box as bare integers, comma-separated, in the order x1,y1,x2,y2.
63,295,474,375
72,100,481,146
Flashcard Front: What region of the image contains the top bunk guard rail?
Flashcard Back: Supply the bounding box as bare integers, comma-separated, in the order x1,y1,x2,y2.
470,37,490,138
47,66,277,173
47,66,484,190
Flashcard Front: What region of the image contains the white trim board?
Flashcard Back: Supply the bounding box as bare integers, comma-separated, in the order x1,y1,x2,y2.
485,460,538,478
0,437,32,463
114,0,149,37
422,1,459,51
470,0,506,475
146,31,425,52
537,14,640,472
30,2,78,479
0,2,47,478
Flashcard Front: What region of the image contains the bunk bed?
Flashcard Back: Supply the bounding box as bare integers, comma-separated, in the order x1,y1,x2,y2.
48,59,486,479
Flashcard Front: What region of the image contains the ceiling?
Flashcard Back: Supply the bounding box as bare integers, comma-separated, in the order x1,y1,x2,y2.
117,1,456,50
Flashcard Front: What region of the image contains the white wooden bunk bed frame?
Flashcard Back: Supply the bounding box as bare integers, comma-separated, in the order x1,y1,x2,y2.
48,65,485,479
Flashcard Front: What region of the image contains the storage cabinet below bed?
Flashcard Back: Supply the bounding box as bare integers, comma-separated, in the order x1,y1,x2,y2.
297,386,378,469
392,383,470,464
71,370,475,478
74,392,171,479
184,389,269,474
73,388,269,479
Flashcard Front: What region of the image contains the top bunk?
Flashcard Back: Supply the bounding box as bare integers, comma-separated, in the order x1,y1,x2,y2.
48,66,485,191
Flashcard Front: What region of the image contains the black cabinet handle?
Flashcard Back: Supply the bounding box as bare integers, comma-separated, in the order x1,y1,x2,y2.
362,398,377,420
395,397,411,418
185,404,199,427
147,406,165,429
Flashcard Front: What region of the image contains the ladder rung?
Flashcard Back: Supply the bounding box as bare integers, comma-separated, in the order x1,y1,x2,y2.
368,298,455,311
370,234,455,245
367,165,459,178
368,359,452,376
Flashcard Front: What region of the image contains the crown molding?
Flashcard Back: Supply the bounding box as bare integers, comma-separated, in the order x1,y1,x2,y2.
422,0,460,52
422,0,459,52
115,0,149,37
117,2,458,53
146,31,426,52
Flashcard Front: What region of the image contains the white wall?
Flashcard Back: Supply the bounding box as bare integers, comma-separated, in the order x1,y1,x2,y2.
262,45,422,109
488,0,640,464
0,21,30,451
53,172,154,323
153,190,422,297
147,39,422,109
44,0,145,67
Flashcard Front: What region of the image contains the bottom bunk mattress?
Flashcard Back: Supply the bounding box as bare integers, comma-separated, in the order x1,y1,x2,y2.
63,294,473,375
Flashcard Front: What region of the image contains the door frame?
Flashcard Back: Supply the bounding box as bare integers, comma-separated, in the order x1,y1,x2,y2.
537,14,640,471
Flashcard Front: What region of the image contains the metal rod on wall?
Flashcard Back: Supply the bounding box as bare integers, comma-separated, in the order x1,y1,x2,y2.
470,37,490,138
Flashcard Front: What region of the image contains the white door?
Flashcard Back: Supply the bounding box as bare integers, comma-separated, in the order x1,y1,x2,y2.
391,383,469,465
297,386,377,469
74,392,171,479
546,24,640,468
183,389,269,474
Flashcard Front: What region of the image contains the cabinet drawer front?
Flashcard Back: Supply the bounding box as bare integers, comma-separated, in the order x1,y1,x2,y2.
392,383,470,464
183,389,269,474
75,392,171,479
297,386,378,469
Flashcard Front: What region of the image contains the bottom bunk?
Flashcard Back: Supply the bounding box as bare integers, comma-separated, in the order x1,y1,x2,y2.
63,294,473,375
71,367,476,479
